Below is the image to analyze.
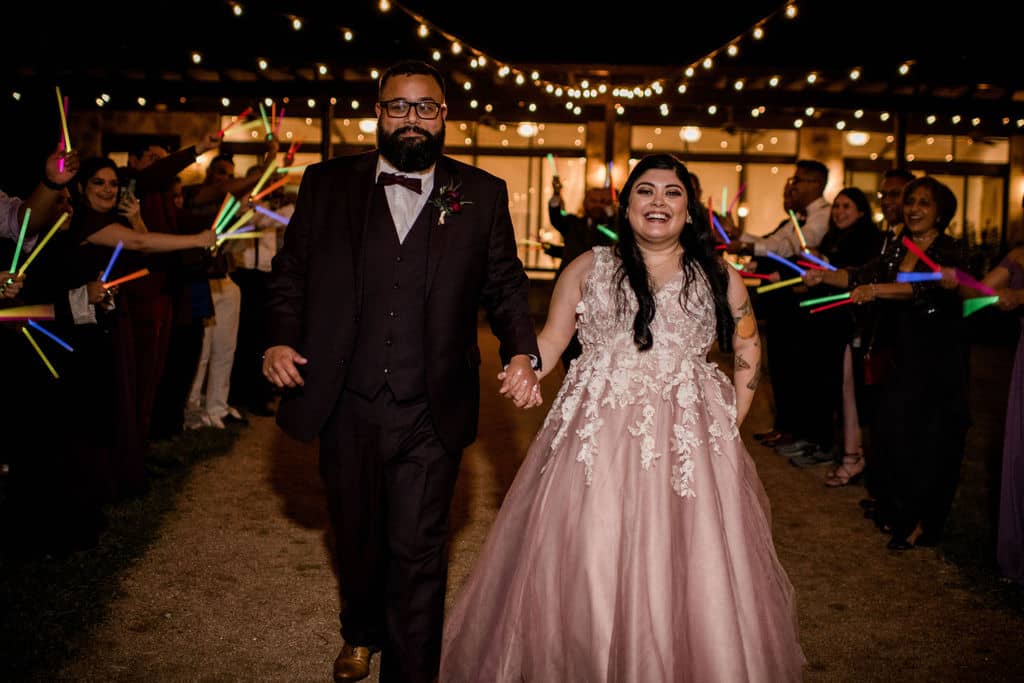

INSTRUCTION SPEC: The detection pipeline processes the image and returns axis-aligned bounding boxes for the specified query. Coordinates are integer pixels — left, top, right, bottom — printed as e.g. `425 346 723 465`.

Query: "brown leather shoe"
333 644 373 682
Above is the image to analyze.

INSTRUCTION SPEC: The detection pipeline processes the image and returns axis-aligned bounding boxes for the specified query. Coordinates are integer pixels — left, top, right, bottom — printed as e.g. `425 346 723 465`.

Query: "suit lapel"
425 158 452 295
347 153 378 308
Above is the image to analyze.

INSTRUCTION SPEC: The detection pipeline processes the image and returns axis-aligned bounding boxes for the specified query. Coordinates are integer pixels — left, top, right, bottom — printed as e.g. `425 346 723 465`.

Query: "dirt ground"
59 330 1024 682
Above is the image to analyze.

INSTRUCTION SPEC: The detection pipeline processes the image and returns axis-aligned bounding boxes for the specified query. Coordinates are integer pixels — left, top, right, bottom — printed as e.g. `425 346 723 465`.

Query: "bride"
441 154 804 682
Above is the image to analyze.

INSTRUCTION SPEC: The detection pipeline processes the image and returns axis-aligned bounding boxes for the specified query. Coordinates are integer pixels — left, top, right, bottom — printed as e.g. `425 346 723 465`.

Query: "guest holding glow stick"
793 188 884 477
803 176 967 548
969 240 1024 583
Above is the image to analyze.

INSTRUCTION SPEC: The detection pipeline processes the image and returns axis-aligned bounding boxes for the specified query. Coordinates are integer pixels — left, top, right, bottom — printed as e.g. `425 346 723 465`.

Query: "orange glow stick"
0 304 55 321
250 177 289 202
102 268 150 289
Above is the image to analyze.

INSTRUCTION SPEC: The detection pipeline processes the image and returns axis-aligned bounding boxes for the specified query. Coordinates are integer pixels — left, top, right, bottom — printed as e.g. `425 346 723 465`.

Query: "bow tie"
378 171 422 194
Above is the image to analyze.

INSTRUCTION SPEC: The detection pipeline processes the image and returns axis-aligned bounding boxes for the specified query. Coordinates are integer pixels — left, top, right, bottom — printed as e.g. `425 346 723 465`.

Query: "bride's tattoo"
733 299 757 339
746 361 761 390
735 353 751 370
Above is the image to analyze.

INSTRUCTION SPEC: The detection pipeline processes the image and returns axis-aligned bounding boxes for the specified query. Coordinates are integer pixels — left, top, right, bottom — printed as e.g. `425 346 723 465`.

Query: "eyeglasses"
379 99 444 119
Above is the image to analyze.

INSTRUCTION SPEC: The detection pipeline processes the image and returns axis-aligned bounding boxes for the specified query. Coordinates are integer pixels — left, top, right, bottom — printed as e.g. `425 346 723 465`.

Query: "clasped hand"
498 355 542 409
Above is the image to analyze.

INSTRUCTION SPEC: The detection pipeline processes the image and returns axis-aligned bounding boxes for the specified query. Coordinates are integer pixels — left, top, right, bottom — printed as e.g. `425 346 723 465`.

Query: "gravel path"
61 332 1024 682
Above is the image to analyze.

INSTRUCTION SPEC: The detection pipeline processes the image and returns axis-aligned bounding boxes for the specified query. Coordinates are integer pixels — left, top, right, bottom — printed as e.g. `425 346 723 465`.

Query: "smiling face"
83 166 119 212
831 193 865 229
626 168 689 246
878 176 908 226
902 185 939 236
375 74 447 172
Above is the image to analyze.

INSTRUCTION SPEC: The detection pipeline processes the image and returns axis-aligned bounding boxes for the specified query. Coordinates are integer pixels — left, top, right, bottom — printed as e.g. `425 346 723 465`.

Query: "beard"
377 121 446 172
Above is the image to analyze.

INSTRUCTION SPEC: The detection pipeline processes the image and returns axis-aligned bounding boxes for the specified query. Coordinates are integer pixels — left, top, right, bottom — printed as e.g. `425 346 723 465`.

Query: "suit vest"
345 183 431 401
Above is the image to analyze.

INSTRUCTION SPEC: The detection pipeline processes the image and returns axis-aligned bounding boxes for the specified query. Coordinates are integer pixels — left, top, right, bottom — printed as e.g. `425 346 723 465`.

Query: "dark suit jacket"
267 151 539 448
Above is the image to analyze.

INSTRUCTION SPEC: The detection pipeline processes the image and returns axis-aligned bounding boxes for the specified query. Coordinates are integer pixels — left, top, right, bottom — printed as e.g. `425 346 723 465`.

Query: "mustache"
392 125 432 138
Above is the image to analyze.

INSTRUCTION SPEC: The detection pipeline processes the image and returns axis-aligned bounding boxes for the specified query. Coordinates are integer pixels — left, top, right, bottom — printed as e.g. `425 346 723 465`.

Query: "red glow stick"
810 299 856 314
218 106 254 137
727 183 746 214
797 259 828 271
715 244 728 250
901 236 941 272
274 107 286 138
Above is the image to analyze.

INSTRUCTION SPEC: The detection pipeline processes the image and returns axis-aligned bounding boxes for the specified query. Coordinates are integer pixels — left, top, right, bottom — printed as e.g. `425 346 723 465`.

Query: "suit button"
393 281 400 289
339 359 346 367
384 339 392 346
383 368 390 375
388 311 397 318
396 256 403 263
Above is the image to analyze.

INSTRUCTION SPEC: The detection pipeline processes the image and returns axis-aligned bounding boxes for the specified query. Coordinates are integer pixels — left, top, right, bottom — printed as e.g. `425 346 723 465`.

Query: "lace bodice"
542 247 739 498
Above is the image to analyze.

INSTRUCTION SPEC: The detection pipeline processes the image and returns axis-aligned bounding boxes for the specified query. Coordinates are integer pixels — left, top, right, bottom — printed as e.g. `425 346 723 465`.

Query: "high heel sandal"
824 453 864 487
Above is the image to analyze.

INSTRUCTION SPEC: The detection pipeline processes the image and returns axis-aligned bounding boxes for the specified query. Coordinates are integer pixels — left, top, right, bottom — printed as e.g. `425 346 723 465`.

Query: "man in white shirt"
727 159 831 258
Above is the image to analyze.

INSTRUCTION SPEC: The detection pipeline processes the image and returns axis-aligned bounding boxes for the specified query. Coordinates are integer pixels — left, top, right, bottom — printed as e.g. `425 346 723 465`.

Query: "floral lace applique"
540 247 741 498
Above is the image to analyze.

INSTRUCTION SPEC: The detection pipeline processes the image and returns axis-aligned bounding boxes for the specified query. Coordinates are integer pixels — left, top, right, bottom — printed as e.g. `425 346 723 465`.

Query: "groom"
263 60 541 682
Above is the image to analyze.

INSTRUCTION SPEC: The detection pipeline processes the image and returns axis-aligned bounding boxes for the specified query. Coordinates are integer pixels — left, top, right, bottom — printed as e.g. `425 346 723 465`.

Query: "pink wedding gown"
441 248 804 682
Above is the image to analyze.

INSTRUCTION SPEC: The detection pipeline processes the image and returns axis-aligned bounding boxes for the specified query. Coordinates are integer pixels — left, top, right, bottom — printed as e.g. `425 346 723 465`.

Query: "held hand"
86 277 107 304
551 175 562 195
118 194 141 221
195 132 220 154
724 241 747 255
194 230 217 249
262 345 308 388
45 148 79 185
995 288 1022 311
498 355 540 409
850 284 876 304
802 270 825 287
0 272 24 299
939 266 959 289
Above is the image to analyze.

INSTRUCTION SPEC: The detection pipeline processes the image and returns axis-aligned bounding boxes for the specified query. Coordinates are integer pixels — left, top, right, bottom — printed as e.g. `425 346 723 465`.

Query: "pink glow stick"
954 269 996 296
727 183 746 214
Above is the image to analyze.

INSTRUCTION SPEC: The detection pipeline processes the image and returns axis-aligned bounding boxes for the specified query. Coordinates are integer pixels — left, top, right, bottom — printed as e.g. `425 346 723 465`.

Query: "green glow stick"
10 207 30 272
756 276 803 294
215 197 241 233
800 292 851 308
963 296 999 317
546 153 558 176
250 163 278 197
277 164 310 173
220 209 255 237
258 102 272 137
596 224 619 241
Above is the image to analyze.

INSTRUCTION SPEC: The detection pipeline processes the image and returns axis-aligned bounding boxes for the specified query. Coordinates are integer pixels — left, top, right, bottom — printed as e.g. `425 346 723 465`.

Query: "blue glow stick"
27 319 74 352
223 225 256 236
254 205 290 225
799 250 837 271
100 240 124 283
764 250 806 276
896 271 943 283
711 213 730 244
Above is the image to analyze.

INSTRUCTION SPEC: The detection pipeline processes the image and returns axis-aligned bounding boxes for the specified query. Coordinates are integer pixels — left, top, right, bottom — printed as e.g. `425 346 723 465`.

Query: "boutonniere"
431 181 471 225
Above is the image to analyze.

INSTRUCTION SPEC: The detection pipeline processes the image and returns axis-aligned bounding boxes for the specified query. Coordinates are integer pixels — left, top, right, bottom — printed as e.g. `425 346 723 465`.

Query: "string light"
417 23 429 38
785 3 797 19
258 58 268 71
849 68 861 80
451 42 462 55
289 15 302 31
378 0 391 11
191 52 202 64
229 2 243 17
342 28 354 42
753 26 765 39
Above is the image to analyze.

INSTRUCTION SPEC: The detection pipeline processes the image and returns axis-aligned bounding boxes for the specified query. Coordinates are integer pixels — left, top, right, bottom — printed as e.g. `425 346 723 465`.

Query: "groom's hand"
498 355 541 409
263 345 308 387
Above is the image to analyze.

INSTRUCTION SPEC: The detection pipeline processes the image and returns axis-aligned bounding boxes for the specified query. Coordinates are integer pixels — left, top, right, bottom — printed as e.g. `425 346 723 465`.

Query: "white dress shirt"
740 196 831 258
375 157 435 244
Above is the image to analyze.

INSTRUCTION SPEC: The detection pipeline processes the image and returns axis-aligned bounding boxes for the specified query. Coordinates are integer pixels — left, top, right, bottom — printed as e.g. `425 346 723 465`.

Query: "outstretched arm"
726 266 760 426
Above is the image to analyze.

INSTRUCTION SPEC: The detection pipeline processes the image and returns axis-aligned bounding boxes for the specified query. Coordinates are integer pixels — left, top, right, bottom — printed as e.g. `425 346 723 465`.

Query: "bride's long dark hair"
614 154 735 352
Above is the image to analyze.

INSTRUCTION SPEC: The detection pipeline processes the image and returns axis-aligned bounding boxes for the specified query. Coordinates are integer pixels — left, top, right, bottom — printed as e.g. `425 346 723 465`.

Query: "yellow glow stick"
250 176 289 202
56 86 71 152
250 164 278 197
788 210 808 251
235 119 266 132
756 276 804 294
217 232 264 243
17 212 69 276
220 209 256 236
742 278 762 287
276 164 310 173
102 268 150 289
21 326 59 378
0 304 55 321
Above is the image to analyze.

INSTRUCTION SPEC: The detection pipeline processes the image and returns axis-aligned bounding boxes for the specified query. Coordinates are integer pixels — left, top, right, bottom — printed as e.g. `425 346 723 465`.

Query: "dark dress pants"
320 387 461 683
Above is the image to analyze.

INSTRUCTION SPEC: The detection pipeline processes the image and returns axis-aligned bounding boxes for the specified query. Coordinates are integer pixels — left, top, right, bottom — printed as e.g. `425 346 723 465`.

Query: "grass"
0 425 241 680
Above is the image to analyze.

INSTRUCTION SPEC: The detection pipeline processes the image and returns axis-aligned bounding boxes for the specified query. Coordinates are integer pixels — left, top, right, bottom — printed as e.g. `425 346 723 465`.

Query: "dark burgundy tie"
377 171 422 194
